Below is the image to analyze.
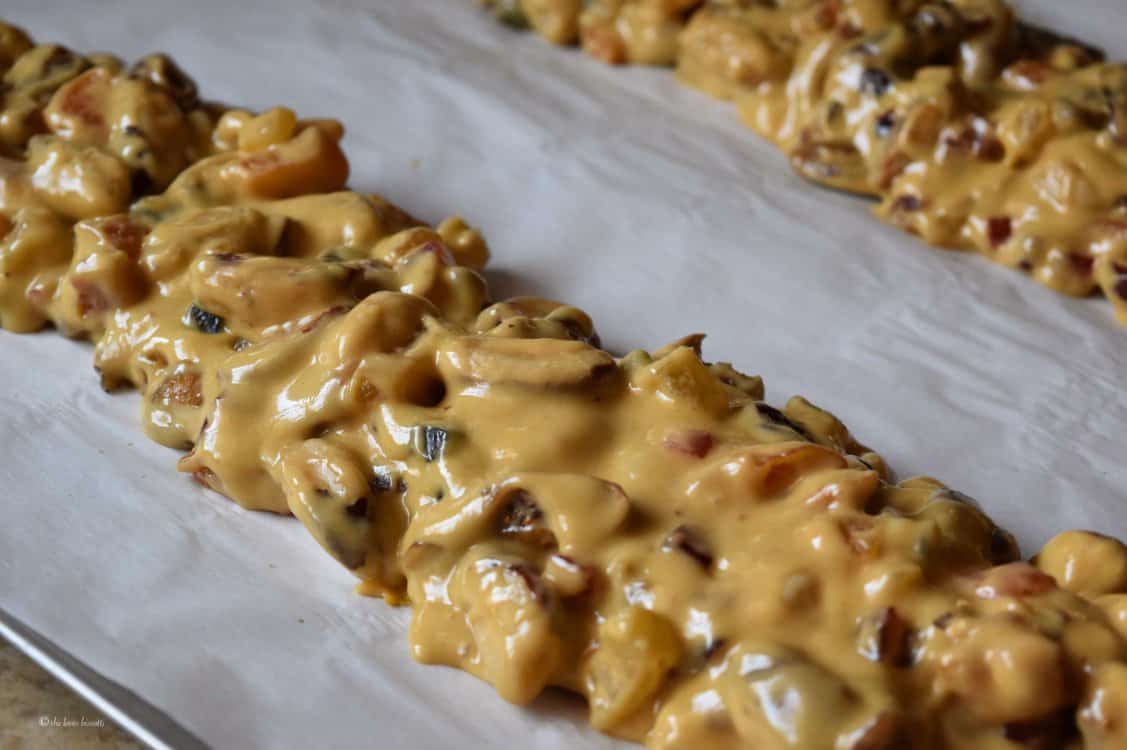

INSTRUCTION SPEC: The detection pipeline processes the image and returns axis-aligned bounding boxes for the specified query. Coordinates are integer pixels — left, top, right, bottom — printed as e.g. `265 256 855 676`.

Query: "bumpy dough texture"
4 17 1127 750
482 0 1127 325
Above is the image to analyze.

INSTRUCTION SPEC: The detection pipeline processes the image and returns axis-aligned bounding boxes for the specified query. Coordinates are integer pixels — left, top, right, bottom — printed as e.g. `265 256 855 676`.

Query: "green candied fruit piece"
491 0 530 29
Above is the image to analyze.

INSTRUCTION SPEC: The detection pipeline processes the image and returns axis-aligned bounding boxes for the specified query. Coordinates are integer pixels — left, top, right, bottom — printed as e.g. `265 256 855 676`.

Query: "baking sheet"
1 1 1125 748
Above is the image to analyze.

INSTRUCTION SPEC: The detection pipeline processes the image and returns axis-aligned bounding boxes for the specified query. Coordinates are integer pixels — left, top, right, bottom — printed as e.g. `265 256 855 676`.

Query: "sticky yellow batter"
485 0 1127 324
3 17 1127 750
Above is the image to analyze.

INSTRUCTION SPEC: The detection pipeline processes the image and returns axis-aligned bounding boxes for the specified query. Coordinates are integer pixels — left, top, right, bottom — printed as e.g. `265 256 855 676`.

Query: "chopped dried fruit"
187 303 224 334
414 425 448 463
861 68 893 97
987 216 1012 247
662 428 714 458
857 607 911 666
662 525 713 569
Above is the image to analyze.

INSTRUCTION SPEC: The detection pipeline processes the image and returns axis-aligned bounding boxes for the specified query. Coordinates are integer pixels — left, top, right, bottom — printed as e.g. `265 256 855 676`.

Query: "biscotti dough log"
481 1 1127 324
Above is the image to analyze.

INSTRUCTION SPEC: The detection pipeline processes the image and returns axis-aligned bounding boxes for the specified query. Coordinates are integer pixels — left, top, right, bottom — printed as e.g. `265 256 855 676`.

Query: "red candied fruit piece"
663 429 714 458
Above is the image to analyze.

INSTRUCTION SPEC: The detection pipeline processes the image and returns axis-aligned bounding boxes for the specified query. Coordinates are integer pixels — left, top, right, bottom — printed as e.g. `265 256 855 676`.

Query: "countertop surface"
0 639 141 750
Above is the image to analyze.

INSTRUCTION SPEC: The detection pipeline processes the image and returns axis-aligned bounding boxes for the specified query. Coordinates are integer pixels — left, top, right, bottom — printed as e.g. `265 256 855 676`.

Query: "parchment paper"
1 2 1124 748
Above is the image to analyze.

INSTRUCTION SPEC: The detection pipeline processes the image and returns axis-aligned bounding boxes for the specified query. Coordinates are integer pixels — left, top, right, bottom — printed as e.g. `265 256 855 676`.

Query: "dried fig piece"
153 370 203 407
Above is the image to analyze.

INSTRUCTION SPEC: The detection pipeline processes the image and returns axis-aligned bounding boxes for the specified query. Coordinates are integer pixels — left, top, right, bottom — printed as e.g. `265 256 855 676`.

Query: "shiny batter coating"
483 0 1127 325
3 19 1127 750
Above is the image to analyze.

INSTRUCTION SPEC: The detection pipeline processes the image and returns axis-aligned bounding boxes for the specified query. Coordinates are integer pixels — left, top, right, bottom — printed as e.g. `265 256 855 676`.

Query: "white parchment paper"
1 1 1124 747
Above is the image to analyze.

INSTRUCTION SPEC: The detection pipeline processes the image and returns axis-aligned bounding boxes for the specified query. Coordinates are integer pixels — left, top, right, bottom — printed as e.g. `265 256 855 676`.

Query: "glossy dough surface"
3 15 1127 750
